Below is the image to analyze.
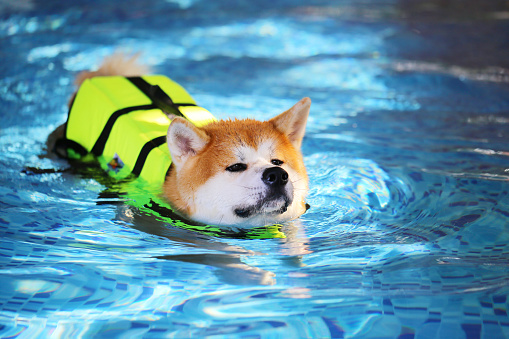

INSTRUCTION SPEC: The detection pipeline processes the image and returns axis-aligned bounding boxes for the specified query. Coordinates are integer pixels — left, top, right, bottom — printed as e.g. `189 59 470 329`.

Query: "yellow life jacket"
60 75 215 185
57 75 286 239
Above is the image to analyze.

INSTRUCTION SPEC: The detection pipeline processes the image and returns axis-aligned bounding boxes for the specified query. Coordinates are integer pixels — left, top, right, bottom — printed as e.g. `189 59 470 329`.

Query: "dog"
48 54 311 228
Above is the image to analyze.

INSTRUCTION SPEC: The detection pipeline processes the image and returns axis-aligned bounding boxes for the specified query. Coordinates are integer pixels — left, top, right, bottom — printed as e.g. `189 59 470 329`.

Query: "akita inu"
48 54 311 228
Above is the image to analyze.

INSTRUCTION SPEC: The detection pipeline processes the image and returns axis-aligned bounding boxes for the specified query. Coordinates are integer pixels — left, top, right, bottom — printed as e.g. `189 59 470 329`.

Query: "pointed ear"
269 97 311 150
167 117 209 169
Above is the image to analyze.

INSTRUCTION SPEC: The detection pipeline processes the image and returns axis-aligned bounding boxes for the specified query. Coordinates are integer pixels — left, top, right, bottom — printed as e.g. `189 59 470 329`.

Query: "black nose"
262 167 289 187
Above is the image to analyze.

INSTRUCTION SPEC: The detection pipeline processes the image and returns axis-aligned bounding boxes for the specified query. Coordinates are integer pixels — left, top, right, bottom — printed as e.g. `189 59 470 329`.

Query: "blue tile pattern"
1 0 509 337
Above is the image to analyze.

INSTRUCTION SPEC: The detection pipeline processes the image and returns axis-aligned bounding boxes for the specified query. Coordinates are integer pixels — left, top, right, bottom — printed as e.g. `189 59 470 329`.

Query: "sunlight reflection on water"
0 0 509 338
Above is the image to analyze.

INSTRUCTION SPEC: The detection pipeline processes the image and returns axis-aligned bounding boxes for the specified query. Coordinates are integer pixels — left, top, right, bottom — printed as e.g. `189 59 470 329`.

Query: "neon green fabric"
65 75 215 185
122 180 286 239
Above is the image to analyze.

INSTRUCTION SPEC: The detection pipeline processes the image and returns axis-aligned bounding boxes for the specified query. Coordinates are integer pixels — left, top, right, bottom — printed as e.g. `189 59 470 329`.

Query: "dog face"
163 98 310 227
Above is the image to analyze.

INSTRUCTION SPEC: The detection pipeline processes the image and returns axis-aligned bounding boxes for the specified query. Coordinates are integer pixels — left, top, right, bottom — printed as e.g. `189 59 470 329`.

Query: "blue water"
1 0 509 338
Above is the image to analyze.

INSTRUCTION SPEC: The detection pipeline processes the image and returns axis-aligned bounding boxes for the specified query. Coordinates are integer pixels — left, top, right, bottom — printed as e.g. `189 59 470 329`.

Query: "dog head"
163 98 310 227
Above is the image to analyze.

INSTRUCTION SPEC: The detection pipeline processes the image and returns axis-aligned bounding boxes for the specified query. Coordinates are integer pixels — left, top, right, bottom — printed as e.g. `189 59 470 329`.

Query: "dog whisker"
291 177 305 184
235 184 258 190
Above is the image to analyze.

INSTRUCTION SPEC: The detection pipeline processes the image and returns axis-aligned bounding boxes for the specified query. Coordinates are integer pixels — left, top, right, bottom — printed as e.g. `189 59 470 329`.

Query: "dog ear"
269 97 311 150
167 117 209 168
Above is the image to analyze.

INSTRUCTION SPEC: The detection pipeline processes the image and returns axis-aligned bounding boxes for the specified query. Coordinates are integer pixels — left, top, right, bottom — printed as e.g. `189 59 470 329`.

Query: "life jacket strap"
54 136 89 159
127 77 197 118
131 135 167 176
91 104 158 156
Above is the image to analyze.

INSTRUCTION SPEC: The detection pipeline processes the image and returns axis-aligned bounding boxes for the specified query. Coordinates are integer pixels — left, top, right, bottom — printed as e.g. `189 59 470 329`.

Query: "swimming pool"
1 0 509 337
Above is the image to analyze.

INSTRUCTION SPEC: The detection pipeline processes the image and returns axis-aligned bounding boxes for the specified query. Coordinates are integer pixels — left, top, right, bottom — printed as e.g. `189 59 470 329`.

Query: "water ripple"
1 0 509 338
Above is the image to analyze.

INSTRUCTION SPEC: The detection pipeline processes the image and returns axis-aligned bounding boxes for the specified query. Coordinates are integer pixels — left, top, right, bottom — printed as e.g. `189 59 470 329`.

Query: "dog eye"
226 163 247 172
271 159 284 166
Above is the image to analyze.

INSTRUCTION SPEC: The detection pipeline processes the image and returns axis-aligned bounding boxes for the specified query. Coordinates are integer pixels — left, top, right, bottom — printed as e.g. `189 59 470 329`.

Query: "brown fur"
74 53 151 87
163 115 309 219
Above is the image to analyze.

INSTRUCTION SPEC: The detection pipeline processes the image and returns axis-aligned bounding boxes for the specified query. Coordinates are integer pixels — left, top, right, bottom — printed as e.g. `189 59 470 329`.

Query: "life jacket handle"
127 77 197 118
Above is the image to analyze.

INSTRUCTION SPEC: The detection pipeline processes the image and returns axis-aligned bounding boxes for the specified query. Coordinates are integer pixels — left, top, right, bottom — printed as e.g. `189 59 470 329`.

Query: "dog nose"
262 167 289 187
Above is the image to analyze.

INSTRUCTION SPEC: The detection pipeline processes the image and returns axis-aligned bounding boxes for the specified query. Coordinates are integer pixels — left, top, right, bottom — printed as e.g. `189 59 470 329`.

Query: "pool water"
1 0 509 337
